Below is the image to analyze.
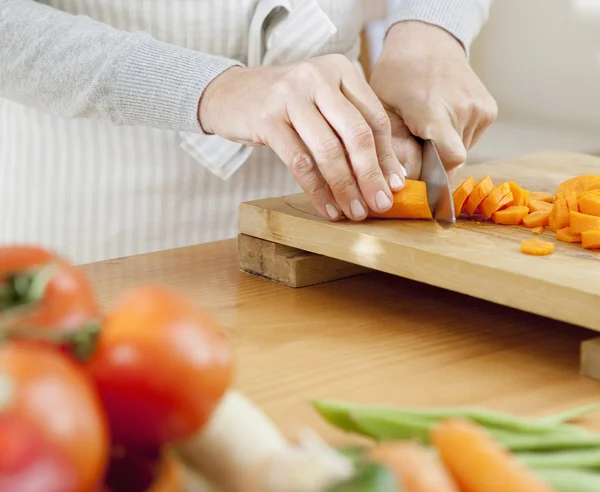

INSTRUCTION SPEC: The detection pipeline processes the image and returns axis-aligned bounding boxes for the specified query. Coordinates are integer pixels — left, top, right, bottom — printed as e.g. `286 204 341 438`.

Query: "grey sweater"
0 0 492 134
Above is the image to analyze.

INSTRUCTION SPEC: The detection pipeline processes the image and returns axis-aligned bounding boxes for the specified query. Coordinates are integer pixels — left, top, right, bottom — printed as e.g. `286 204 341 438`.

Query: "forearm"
0 0 242 132
388 0 493 54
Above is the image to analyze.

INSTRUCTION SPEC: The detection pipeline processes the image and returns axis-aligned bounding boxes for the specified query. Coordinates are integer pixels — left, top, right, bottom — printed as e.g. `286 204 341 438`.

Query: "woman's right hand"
198 55 408 222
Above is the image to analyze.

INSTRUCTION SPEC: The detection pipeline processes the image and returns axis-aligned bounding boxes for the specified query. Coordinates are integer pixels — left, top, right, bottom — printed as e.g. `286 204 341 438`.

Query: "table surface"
81 238 600 445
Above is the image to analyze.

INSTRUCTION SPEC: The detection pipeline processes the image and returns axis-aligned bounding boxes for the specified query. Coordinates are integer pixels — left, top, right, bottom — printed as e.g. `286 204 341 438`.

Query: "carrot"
507 182 530 207
491 206 529 225
522 210 551 228
556 227 582 243
556 175 600 197
479 183 512 220
521 238 554 256
582 230 600 249
369 179 433 220
551 197 570 230
369 442 459 492
463 176 495 216
527 200 552 213
565 191 579 213
431 419 555 492
529 191 554 203
570 211 600 234
578 191 600 217
452 177 476 218
531 226 544 235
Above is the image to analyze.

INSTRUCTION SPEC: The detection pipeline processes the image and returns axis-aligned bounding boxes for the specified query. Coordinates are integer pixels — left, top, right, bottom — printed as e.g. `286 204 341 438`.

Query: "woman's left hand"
370 21 498 179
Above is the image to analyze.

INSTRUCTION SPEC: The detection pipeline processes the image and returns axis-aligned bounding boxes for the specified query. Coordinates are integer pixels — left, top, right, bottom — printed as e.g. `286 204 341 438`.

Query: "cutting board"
238 151 600 332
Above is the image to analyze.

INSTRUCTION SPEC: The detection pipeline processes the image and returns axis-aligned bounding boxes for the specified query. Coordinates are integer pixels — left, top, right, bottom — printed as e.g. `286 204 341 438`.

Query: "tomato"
86 286 234 448
0 342 109 492
0 246 99 337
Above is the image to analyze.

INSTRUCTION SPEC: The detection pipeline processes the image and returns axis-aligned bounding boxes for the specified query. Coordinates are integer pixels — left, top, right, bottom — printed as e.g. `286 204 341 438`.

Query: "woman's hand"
198 55 406 222
370 21 498 179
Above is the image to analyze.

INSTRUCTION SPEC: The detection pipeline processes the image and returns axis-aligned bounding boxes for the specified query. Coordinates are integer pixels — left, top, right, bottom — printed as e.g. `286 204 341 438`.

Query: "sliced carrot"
578 191 600 217
527 200 552 213
479 183 512 220
522 210 551 228
452 177 476 218
431 419 554 492
565 191 578 213
463 176 495 216
369 441 459 492
521 238 554 256
552 197 570 230
529 191 554 203
556 175 600 197
570 211 600 234
507 182 530 207
582 230 600 249
556 227 581 243
531 226 544 235
369 179 433 220
491 206 529 225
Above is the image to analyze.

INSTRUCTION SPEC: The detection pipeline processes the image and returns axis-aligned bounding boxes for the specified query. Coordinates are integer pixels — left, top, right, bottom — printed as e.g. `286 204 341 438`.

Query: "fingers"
339 75 407 193
264 122 342 222
387 111 422 179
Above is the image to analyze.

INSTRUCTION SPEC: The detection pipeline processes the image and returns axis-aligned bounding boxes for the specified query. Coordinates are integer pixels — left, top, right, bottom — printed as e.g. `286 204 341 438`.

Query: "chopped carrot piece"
552 197 570 230
521 238 554 256
463 176 495 216
531 226 544 235
479 183 512 220
452 177 476 218
565 191 578 213
527 199 552 213
506 182 530 207
369 441 459 492
491 206 529 225
522 210 551 228
578 191 600 217
431 419 554 492
369 179 433 220
570 211 600 234
556 227 581 243
582 230 600 249
529 191 554 203
556 175 600 197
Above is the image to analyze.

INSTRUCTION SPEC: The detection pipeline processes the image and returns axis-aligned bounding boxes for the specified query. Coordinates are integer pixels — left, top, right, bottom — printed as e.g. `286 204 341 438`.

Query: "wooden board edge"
237 234 372 288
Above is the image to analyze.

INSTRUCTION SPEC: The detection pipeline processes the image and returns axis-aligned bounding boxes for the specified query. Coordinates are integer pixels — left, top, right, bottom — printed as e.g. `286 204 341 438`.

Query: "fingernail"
325 203 340 220
400 164 408 178
376 190 392 210
389 173 404 190
350 199 366 218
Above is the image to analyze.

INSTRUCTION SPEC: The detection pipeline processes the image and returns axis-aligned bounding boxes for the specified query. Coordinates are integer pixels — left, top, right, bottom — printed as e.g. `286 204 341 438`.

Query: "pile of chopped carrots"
369 174 600 257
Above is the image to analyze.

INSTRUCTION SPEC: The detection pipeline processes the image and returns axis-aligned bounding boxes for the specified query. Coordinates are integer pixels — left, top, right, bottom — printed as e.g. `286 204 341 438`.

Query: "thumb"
428 119 467 172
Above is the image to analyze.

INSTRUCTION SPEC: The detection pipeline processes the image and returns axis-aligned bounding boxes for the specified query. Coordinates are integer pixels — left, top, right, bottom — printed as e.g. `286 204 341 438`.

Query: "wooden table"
81 238 600 445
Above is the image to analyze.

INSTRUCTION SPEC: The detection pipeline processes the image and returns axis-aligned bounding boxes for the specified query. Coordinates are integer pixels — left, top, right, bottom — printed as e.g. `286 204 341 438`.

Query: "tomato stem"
0 264 58 313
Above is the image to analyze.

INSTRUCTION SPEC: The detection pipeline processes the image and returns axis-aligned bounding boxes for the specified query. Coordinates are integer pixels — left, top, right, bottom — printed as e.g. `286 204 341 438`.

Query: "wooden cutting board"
238 151 600 332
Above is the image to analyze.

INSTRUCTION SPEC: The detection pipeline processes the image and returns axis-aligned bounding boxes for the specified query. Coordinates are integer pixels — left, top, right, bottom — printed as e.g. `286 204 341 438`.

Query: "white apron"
0 0 363 264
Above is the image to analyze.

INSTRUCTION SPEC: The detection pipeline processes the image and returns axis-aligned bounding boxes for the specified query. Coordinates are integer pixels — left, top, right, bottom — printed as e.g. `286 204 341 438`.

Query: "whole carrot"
431 418 556 492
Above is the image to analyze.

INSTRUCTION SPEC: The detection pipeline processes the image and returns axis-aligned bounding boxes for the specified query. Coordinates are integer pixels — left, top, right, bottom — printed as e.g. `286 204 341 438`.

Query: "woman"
0 0 497 264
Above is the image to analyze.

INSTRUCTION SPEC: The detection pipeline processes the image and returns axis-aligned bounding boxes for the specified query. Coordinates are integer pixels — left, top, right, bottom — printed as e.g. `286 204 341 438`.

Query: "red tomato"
0 342 109 492
0 246 99 336
86 286 234 448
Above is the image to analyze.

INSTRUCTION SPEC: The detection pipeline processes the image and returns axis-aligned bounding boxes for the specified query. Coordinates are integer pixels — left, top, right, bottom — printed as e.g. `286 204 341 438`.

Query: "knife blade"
419 139 456 228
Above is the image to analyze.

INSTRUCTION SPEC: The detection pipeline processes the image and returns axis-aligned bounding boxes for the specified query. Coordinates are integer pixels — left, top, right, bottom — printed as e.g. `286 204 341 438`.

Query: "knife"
418 139 456 228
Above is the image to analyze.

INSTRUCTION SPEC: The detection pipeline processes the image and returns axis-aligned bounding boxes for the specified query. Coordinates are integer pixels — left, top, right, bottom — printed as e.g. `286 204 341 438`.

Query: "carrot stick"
556 227 582 243
565 191 578 213
369 442 459 492
523 211 551 228
529 191 554 203
463 176 495 216
578 191 600 217
479 183 512 220
520 238 554 256
369 180 433 220
491 206 529 225
531 226 544 235
570 211 600 234
582 230 600 249
431 419 555 492
452 177 476 218
552 197 570 230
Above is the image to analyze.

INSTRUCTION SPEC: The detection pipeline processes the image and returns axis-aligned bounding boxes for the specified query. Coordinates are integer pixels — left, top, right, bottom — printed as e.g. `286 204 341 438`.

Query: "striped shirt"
0 0 492 264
